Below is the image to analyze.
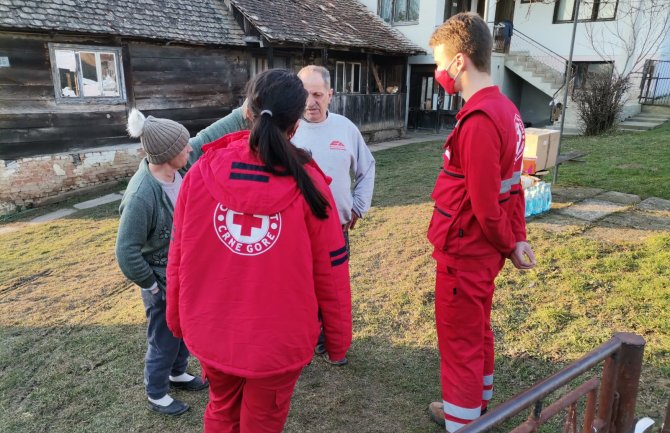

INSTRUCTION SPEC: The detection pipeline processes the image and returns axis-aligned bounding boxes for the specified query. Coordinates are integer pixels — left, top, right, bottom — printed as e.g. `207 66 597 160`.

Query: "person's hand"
343 210 360 231
510 241 536 270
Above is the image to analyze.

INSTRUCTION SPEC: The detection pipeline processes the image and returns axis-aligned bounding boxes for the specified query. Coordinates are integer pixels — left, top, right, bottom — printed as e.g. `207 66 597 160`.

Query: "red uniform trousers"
434 260 503 432
200 361 303 433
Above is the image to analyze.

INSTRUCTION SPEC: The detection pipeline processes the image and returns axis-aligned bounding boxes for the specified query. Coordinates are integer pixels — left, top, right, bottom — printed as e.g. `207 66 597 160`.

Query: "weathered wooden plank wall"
131 43 248 131
330 93 406 132
0 34 130 159
0 34 249 160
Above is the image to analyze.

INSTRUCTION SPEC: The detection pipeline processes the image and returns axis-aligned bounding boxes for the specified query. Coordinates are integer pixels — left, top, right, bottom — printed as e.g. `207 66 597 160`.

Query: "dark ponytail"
247 69 330 219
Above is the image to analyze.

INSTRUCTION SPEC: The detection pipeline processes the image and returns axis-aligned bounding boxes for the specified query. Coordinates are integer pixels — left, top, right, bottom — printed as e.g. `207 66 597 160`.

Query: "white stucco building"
358 0 670 131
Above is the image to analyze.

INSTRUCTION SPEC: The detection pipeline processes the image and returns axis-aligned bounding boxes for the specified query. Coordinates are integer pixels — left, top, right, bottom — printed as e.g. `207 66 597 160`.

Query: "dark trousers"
141 289 190 399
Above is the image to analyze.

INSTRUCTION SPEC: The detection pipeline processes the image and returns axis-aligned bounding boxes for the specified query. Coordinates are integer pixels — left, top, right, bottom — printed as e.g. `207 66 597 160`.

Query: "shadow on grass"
2 324 587 433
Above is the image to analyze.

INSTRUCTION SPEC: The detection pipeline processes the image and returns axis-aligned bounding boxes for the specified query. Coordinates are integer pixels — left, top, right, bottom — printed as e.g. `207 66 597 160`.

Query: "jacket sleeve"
166 176 189 339
305 180 352 361
351 129 376 218
460 113 517 256
185 108 246 171
115 196 157 290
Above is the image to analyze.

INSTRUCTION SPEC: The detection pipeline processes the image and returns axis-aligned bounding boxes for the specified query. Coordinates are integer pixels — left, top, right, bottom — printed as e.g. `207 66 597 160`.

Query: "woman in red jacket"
166 69 352 433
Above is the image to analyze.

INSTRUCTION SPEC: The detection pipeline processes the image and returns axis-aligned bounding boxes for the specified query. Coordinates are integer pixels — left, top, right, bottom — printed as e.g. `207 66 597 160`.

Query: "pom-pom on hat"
127 108 189 165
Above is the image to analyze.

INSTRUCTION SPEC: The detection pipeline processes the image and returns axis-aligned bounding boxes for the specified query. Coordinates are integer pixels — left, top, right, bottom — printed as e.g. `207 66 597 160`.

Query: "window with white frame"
554 0 618 23
49 44 125 103
335 62 362 93
379 0 420 24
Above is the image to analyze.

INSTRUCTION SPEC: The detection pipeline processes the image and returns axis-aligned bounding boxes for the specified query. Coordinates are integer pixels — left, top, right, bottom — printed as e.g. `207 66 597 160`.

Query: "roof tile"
229 0 423 54
0 0 247 46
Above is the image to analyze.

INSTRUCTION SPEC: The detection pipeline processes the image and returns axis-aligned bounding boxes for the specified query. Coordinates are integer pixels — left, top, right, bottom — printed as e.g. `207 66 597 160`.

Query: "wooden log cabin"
0 0 421 214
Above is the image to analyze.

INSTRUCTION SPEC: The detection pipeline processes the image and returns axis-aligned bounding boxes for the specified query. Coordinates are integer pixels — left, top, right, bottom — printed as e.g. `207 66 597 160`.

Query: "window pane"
577 0 594 20
353 64 361 93
379 0 392 22
394 0 408 22
597 0 616 19
54 49 79 97
100 53 119 97
409 0 420 21
80 52 102 97
336 62 345 93
556 0 574 21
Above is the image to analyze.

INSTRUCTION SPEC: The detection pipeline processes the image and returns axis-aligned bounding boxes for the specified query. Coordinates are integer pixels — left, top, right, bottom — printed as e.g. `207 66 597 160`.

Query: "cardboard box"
524 128 560 171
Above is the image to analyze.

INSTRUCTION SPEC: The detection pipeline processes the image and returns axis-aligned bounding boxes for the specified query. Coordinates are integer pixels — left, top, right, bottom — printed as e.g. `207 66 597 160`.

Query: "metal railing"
511 30 568 81
639 60 670 106
460 332 646 433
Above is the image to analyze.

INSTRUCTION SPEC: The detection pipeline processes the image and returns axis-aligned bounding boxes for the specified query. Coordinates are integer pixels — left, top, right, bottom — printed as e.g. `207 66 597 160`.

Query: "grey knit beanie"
127 108 189 164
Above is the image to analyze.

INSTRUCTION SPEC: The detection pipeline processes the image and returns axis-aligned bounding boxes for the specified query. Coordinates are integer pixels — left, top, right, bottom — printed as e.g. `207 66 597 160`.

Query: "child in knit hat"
115 109 207 416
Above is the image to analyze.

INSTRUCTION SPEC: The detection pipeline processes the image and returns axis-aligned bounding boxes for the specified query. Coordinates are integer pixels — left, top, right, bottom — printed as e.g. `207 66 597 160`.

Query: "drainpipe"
553 0 581 184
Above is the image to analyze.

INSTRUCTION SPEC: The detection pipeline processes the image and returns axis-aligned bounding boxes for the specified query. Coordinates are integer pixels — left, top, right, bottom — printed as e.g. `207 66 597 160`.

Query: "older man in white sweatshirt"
293 65 376 241
292 65 376 366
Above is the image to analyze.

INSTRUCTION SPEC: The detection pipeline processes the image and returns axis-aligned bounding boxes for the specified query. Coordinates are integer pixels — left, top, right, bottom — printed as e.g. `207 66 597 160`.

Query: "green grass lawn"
1 125 669 432
548 122 670 199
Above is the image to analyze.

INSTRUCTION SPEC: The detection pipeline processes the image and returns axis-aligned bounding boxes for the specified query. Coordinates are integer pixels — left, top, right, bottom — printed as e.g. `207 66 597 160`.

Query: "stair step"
626 117 667 124
618 120 664 130
631 114 670 121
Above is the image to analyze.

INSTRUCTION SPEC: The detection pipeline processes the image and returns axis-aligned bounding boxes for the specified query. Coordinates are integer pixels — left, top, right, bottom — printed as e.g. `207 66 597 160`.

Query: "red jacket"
166 131 351 378
427 86 527 270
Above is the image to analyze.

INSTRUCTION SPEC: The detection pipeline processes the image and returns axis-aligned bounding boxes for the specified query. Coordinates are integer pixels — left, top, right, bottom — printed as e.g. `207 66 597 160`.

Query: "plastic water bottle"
545 183 552 212
533 188 541 215
528 185 537 216
525 191 532 217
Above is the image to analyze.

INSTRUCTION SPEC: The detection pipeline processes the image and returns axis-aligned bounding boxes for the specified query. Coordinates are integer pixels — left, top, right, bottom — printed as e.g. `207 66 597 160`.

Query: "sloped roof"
0 0 246 46
230 0 424 55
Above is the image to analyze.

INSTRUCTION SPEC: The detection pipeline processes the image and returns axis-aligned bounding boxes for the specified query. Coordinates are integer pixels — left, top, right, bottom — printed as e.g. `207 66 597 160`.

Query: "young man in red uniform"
426 13 537 432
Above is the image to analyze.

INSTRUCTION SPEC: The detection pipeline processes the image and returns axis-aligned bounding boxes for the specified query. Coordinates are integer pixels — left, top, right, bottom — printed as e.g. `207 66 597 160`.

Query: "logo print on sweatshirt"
329 140 346 150
513 113 526 162
213 205 281 256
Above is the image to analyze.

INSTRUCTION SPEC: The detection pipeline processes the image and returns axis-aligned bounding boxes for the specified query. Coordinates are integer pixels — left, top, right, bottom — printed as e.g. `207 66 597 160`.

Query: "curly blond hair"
429 12 492 74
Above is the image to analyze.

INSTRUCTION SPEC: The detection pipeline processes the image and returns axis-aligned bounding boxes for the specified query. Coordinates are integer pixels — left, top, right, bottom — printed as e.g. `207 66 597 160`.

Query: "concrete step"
625 116 666 124
618 120 665 130
631 114 670 121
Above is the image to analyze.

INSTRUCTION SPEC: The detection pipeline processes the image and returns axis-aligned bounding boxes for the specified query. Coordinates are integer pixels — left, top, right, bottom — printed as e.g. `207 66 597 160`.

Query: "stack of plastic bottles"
524 181 552 218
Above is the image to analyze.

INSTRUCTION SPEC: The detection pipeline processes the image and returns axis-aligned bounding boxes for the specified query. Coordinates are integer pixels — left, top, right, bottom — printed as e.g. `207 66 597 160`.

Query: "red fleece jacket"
166 131 352 378
427 86 527 270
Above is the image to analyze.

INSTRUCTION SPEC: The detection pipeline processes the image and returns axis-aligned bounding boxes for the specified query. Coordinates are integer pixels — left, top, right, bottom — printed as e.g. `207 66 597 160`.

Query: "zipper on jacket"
458 229 464 238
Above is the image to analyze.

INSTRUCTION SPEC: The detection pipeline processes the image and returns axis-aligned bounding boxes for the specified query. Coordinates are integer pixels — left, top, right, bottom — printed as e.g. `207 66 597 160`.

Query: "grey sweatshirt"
292 113 376 225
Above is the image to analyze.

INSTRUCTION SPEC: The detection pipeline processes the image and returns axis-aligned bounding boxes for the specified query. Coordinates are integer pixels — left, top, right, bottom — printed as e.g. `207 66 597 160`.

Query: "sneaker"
321 353 348 366
147 398 189 416
170 377 209 391
428 401 446 427
314 342 327 356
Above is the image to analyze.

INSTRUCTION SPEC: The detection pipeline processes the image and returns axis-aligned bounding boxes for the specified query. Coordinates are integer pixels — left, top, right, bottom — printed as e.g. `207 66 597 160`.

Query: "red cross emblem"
213 205 282 256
